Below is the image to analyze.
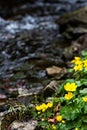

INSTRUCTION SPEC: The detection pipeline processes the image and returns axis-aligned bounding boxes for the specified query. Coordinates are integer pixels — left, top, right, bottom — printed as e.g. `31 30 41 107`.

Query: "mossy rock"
57 6 87 39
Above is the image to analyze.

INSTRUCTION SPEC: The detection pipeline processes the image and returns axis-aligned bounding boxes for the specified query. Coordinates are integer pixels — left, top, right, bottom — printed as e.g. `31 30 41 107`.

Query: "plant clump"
33 51 87 130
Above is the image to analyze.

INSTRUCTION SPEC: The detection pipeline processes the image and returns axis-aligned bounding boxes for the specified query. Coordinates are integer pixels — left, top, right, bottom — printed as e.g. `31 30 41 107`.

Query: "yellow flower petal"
64 92 73 100
82 97 87 102
64 82 77 92
56 115 62 122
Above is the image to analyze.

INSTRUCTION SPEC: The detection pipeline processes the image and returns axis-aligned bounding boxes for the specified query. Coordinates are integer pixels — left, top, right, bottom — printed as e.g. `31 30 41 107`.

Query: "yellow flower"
75 128 78 130
64 92 73 100
71 57 81 64
35 106 41 111
56 115 62 122
36 102 53 113
62 120 65 123
83 59 87 64
64 82 77 92
47 102 53 108
74 64 83 71
82 97 87 102
72 57 83 71
42 109 46 112
51 124 56 130
38 111 41 114
83 59 87 70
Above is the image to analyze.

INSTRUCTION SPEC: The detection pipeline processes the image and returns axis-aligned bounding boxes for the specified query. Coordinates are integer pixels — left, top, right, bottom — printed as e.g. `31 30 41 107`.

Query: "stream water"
0 0 87 101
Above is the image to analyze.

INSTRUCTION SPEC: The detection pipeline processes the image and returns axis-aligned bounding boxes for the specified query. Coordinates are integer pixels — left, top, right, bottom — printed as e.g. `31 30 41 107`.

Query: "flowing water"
0 0 87 100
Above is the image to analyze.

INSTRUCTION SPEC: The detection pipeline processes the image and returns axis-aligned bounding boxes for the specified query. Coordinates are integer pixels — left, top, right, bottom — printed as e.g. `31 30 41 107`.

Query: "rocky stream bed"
0 0 87 129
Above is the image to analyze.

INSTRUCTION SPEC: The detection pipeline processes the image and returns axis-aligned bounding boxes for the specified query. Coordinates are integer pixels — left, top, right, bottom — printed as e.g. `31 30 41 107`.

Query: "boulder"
10 120 37 130
57 6 87 39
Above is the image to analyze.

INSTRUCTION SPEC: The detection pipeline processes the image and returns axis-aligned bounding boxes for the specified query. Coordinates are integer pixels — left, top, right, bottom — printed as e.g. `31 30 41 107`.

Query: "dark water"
0 0 87 100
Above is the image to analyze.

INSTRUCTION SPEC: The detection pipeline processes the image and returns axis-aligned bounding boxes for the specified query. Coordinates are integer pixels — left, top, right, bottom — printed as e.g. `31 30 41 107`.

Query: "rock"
63 42 81 60
73 34 87 51
44 80 58 97
18 86 43 106
63 33 87 61
44 80 64 97
10 120 37 130
46 66 67 79
46 66 62 75
0 94 7 102
43 80 63 97
57 6 87 39
1 102 35 130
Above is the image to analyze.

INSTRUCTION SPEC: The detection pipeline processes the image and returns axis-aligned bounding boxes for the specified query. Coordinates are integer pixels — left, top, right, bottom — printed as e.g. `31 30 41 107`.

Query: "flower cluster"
72 56 87 71
64 82 77 100
35 102 53 113
72 57 82 71
34 53 87 130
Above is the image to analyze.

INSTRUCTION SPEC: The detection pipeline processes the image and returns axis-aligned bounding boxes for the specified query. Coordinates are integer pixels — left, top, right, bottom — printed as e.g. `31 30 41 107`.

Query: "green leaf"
80 88 87 94
76 80 82 87
81 51 87 57
82 117 87 123
65 79 75 83
60 105 77 120
81 79 87 86
38 121 48 127
84 104 87 114
57 83 65 94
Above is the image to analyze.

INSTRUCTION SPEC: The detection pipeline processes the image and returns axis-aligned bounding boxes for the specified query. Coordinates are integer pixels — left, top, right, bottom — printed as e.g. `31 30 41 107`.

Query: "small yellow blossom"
75 128 78 130
35 106 41 111
83 59 87 70
42 109 46 112
51 124 56 130
74 64 83 71
75 60 82 65
47 102 53 108
56 115 62 122
71 57 81 64
35 102 53 113
38 112 41 114
82 97 87 102
64 82 77 92
83 59 87 64
62 120 65 123
72 57 83 71
64 92 73 100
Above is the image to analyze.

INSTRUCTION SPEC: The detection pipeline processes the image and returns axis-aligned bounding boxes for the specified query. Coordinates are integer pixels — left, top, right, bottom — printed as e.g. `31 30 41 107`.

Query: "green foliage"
33 51 87 130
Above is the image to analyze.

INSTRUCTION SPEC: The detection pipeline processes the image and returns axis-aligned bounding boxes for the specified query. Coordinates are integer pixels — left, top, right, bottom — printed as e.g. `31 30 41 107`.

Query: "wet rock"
63 42 81 60
73 34 87 51
44 80 58 97
18 85 43 105
0 104 34 130
57 6 87 39
0 94 7 102
43 79 65 98
0 0 87 105
46 66 62 75
1 0 87 18
46 66 67 79
0 0 75 18
10 120 37 130
63 34 87 62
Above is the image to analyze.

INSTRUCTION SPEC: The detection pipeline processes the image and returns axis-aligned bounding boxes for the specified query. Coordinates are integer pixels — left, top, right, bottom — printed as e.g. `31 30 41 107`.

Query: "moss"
58 6 87 24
